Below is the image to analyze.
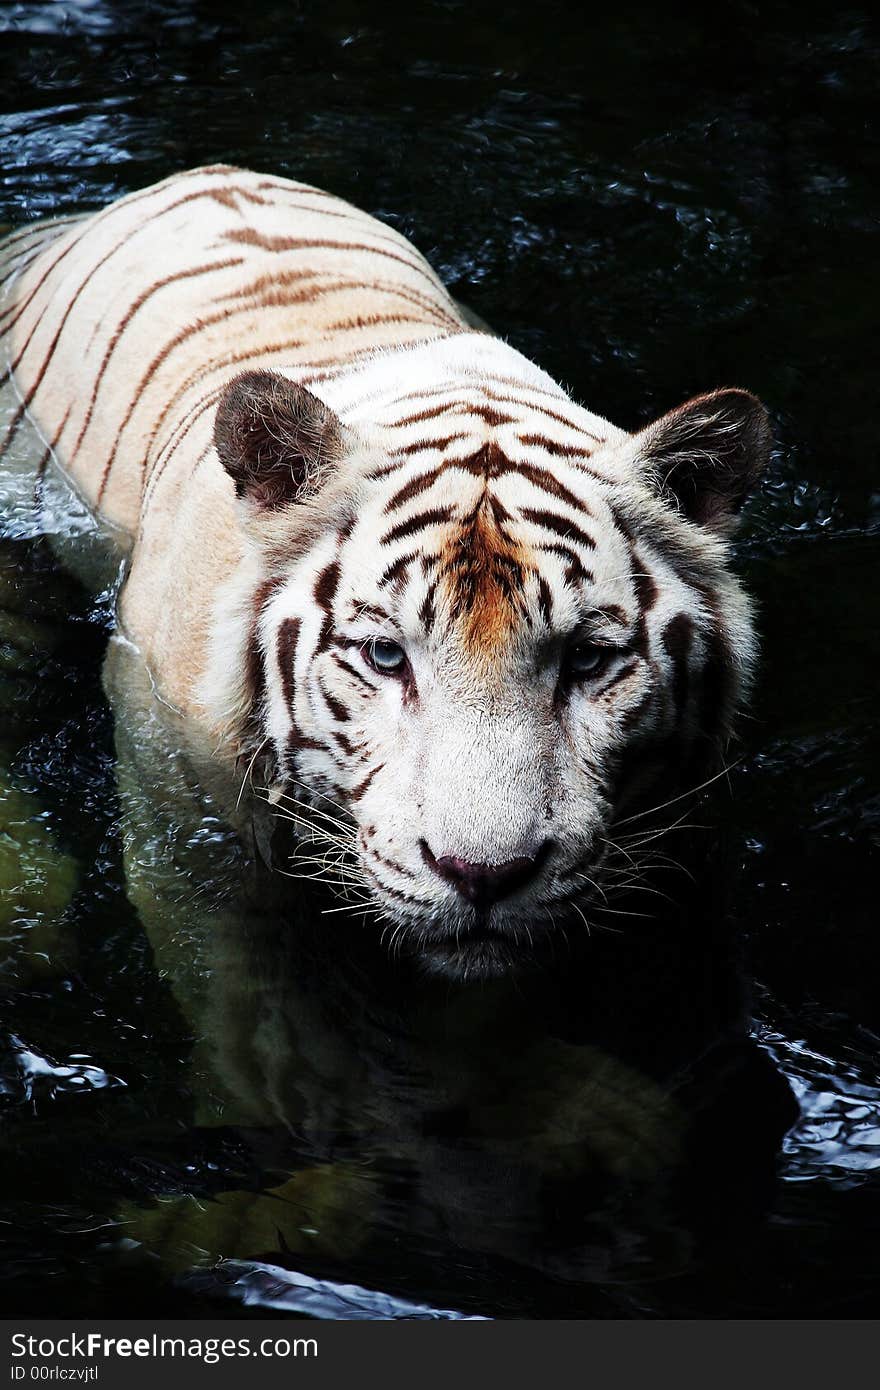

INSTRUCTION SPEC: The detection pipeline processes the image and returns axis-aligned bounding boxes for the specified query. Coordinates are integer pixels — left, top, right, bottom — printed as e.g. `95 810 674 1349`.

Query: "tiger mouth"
443 913 515 944
413 920 549 979
355 843 610 975
396 902 557 950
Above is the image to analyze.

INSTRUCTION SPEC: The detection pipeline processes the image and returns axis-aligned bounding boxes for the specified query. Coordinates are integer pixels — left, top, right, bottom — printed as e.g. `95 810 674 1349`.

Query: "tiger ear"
635 388 772 534
214 369 346 510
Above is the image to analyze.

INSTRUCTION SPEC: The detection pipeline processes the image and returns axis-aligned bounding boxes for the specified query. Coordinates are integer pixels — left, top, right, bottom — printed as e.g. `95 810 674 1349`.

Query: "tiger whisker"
614 803 708 846
269 804 355 848
568 898 592 939
237 738 270 808
264 793 356 841
606 878 673 903
289 779 354 824
589 902 653 920
610 758 743 831
602 844 695 880
320 899 376 914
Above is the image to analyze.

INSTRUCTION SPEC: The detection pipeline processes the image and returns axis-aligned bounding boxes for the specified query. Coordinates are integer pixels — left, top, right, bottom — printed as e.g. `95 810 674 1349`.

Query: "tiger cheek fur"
1 165 771 977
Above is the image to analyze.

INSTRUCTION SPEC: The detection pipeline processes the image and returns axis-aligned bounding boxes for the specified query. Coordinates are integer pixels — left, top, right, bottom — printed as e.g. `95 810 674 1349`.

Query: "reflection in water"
1 0 878 1318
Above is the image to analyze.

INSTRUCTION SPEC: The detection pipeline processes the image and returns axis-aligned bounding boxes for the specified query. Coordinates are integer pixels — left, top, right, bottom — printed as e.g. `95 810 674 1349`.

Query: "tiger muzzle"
420 839 555 909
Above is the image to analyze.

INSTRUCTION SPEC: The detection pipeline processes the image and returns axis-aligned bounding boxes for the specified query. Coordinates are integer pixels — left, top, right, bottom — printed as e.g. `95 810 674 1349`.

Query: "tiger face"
208 339 770 976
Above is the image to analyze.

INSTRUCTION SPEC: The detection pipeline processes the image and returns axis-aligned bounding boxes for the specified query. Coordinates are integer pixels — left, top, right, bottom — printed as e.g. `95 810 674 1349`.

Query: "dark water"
1 0 879 1318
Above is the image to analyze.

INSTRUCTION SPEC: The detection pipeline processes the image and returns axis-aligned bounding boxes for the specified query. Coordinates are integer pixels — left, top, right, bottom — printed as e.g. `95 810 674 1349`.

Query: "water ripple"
183 1260 490 1320
758 1029 880 1187
0 1034 125 1106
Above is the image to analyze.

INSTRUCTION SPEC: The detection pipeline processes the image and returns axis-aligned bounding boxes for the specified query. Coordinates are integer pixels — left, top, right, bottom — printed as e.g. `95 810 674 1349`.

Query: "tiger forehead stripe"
395 433 472 456
365 431 607 650
519 506 597 549
379 552 419 588
381 378 607 431
516 433 596 459
460 453 585 510
348 602 391 625
384 465 446 512
387 399 470 429
532 542 593 585
380 505 455 547
377 442 593 521
481 389 606 440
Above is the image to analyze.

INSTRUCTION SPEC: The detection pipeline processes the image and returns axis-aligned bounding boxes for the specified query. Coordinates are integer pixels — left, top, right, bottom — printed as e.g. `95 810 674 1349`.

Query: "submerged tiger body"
0 165 771 974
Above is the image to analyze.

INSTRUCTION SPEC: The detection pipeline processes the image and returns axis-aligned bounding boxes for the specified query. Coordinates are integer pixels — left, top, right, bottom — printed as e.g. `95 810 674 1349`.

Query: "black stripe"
276 617 301 710
662 612 695 721
314 561 341 652
381 505 454 547
318 678 351 723
379 552 418 587
384 465 445 512
517 432 595 459
537 576 553 626
509 460 585 510
519 506 596 548
331 652 378 692
599 658 639 696
351 762 385 801
533 542 594 585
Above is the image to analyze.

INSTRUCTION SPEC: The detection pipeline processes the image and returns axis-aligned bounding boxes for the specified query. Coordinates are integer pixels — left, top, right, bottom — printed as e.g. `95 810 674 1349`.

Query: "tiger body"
0 165 770 975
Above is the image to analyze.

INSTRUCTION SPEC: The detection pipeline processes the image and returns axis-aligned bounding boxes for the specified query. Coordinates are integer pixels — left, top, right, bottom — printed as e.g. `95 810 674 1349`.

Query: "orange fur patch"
440 489 532 660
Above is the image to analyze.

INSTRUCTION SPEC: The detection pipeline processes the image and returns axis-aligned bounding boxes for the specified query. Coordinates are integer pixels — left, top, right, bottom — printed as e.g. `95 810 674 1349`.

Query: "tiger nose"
420 840 553 907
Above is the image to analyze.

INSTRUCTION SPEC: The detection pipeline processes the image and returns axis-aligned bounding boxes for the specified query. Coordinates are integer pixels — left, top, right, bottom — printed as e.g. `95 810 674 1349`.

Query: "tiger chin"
0 165 772 980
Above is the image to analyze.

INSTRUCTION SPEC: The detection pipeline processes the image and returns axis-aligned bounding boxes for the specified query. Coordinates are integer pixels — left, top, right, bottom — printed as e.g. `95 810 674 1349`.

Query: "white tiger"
0 164 771 975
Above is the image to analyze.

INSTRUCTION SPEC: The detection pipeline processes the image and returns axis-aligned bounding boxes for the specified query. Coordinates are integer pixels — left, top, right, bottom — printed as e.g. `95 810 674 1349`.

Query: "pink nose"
420 840 553 908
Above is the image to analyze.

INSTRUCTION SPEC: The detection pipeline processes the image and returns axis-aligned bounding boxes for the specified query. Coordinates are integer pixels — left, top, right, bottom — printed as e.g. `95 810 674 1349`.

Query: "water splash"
183 1259 489 1320
0 1035 125 1106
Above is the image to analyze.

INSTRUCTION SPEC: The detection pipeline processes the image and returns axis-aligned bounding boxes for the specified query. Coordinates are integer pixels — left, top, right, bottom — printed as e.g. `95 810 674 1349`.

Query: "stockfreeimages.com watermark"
10 1332 317 1377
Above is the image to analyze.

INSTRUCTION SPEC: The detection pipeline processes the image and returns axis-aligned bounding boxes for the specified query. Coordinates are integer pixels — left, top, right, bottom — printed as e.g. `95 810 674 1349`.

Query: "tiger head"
206 337 771 976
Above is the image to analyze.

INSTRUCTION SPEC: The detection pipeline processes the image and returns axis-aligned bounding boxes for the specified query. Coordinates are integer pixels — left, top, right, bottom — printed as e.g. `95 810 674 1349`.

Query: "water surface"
1 0 878 1318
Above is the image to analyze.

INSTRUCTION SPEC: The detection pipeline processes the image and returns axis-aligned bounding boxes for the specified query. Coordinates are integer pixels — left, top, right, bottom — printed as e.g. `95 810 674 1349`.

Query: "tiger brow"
347 600 391 625
581 603 637 637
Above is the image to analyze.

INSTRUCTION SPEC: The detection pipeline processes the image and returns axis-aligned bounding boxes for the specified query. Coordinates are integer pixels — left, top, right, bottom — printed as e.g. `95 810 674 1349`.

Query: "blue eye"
364 638 407 675
565 642 609 679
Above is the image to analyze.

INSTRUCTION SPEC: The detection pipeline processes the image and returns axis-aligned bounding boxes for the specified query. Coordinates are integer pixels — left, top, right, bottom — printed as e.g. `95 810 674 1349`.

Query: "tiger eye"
566 642 609 679
365 638 408 675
